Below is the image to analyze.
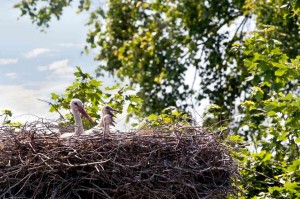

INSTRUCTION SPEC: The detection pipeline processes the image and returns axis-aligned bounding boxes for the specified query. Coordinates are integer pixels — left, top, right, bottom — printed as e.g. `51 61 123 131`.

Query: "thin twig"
37 99 65 119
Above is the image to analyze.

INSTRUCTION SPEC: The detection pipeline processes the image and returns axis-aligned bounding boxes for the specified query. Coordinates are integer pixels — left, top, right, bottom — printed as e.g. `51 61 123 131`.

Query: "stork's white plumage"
60 99 93 139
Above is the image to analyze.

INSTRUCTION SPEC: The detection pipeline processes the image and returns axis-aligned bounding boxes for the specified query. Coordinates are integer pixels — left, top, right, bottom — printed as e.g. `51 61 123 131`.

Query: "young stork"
83 105 117 142
60 99 93 139
100 105 117 141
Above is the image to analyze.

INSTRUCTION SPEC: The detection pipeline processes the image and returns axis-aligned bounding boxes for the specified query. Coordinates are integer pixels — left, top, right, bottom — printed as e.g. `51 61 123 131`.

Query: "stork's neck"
73 110 84 135
99 117 104 127
100 111 108 127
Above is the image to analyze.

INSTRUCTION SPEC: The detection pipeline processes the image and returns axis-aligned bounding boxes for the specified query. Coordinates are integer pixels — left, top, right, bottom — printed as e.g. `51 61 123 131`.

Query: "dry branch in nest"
0 121 238 199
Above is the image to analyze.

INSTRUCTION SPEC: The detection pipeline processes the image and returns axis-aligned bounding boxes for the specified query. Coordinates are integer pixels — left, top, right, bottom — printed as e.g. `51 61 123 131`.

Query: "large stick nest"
0 120 238 199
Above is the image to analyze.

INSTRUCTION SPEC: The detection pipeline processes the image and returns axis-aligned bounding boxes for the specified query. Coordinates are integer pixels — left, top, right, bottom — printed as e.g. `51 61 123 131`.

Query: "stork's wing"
83 126 103 136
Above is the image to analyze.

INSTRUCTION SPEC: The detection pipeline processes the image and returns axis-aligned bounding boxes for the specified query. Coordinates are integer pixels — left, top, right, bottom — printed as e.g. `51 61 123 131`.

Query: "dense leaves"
15 0 251 116
87 0 250 115
13 1 300 114
233 28 300 198
14 0 91 28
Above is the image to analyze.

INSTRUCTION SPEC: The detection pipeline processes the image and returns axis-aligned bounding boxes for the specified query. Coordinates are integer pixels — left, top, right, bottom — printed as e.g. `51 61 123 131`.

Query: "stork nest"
0 120 238 199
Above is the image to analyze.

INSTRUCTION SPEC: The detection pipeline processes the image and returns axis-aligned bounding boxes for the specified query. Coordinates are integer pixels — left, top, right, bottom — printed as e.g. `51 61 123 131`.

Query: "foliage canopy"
233 27 300 198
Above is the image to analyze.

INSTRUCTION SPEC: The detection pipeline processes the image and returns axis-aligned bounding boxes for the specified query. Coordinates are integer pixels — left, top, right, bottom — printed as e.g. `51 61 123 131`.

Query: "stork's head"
99 107 117 128
101 105 118 116
70 99 93 123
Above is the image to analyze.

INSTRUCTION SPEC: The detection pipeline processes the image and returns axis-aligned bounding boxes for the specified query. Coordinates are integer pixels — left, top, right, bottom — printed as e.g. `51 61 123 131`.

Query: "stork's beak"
109 107 119 112
111 119 116 127
77 106 94 124
108 108 119 118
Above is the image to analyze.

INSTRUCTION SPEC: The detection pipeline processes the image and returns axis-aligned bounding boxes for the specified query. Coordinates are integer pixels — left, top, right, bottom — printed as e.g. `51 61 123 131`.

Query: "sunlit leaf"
275 68 287 76
147 114 158 121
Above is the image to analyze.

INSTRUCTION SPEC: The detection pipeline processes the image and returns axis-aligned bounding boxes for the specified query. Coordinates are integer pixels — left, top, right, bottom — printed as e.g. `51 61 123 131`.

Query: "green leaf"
123 85 135 91
241 100 255 106
261 81 271 87
163 117 172 124
74 72 81 77
49 106 56 112
131 123 138 127
287 158 300 172
172 110 180 117
182 114 189 119
264 103 277 111
89 79 102 87
227 135 243 143
281 92 293 101
127 104 134 113
273 62 288 69
267 111 276 116
105 83 121 90
2 110 12 117
207 104 221 110
275 68 287 76
262 152 272 162
51 93 59 100
147 114 158 121
284 182 299 192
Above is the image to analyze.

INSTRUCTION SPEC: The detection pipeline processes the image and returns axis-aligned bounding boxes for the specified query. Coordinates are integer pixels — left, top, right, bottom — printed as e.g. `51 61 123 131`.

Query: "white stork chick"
82 105 117 142
100 105 117 141
60 99 93 139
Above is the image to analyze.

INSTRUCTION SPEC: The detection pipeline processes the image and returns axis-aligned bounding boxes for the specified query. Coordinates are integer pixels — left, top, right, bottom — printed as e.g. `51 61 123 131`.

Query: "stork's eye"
74 102 78 106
